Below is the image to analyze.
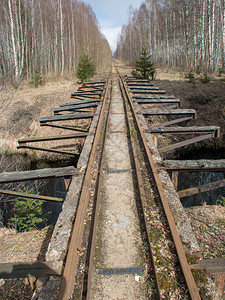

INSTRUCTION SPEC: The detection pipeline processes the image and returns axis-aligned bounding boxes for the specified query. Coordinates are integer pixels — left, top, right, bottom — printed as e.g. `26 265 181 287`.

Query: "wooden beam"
59 99 100 107
129 86 160 90
0 261 63 278
71 94 100 99
0 189 64 202
151 126 220 137
172 171 179 190
134 99 180 105
38 112 93 123
133 95 175 99
18 133 88 144
159 133 213 153
178 178 225 198
163 160 225 172
139 109 197 118
131 90 166 94
190 257 225 274
0 166 77 183
190 258 225 297
149 116 193 128
40 123 88 132
82 81 105 85
127 83 154 86
53 103 98 113
78 87 103 92
71 90 102 95
17 145 79 157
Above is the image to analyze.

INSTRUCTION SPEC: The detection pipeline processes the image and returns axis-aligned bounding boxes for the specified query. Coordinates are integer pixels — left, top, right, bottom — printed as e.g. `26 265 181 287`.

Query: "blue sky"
83 0 144 52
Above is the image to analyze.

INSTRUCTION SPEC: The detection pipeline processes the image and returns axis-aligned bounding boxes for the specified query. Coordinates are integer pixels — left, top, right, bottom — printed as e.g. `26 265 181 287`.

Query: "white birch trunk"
8 0 19 80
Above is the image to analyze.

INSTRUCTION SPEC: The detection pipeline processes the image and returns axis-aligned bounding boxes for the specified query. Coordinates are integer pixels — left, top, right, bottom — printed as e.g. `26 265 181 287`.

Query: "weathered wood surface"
38 112 93 123
134 99 180 104
127 83 154 86
190 258 225 274
159 134 213 153
40 123 88 132
71 94 101 99
60 99 100 107
0 189 64 202
0 261 63 278
18 133 88 144
131 90 166 94
133 95 175 99
53 103 98 113
139 109 196 118
0 166 77 183
82 81 105 85
178 179 225 198
149 117 193 128
17 145 79 157
151 126 220 137
129 86 160 90
71 90 102 95
163 159 225 171
125 79 149 83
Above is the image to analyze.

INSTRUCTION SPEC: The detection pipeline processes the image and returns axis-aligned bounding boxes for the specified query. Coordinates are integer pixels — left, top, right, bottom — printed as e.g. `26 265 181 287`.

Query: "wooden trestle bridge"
0 68 224 299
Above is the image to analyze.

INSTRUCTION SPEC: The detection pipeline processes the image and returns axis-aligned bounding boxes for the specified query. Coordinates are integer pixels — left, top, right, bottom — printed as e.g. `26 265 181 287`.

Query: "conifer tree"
131 47 155 80
76 54 95 82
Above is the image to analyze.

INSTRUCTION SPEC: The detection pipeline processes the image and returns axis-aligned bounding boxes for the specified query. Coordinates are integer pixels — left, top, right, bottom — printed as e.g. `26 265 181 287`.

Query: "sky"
83 0 144 53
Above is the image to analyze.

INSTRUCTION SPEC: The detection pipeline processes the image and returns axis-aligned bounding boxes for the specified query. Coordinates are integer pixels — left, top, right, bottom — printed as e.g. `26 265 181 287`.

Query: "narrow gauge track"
59 69 201 299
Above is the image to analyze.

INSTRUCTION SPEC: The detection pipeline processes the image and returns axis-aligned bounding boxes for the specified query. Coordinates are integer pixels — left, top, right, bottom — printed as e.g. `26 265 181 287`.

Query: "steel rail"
119 77 162 299
57 79 111 300
84 79 113 299
120 75 201 300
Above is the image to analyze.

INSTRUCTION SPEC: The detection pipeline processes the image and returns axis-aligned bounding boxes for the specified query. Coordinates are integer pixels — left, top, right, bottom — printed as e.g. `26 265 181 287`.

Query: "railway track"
1 67 223 299
59 68 202 299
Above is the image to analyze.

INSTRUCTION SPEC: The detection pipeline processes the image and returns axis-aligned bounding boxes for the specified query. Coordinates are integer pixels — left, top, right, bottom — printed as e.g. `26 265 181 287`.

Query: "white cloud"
101 26 121 52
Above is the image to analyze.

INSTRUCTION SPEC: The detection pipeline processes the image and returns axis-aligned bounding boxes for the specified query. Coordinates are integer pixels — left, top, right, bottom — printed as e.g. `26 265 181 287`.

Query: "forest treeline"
0 0 112 83
115 0 225 73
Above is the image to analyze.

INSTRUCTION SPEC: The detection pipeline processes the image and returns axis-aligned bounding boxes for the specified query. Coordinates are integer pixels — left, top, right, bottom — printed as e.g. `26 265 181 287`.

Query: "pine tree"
76 54 95 82
131 47 155 80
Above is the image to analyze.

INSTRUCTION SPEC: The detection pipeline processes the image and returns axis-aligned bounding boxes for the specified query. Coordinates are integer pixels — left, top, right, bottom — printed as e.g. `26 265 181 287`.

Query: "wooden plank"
190 258 225 274
72 90 102 95
131 90 166 94
59 99 100 107
178 179 225 198
133 95 175 99
151 126 220 137
172 171 179 190
0 166 77 183
71 94 100 99
17 145 79 157
0 261 62 278
127 83 154 86
53 103 98 113
18 133 88 144
129 86 160 90
0 189 64 202
78 87 103 92
40 123 88 132
159 133 213 153
38 112 93 123
149 116 193 128
163 159 225 172
134 99 180 104
82 81 105 85
125 79 149 83
139 109 197 118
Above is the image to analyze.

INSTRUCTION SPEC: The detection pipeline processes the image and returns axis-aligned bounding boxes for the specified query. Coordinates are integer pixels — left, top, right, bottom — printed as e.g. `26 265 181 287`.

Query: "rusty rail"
120 75 201 300
57 78 111 300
